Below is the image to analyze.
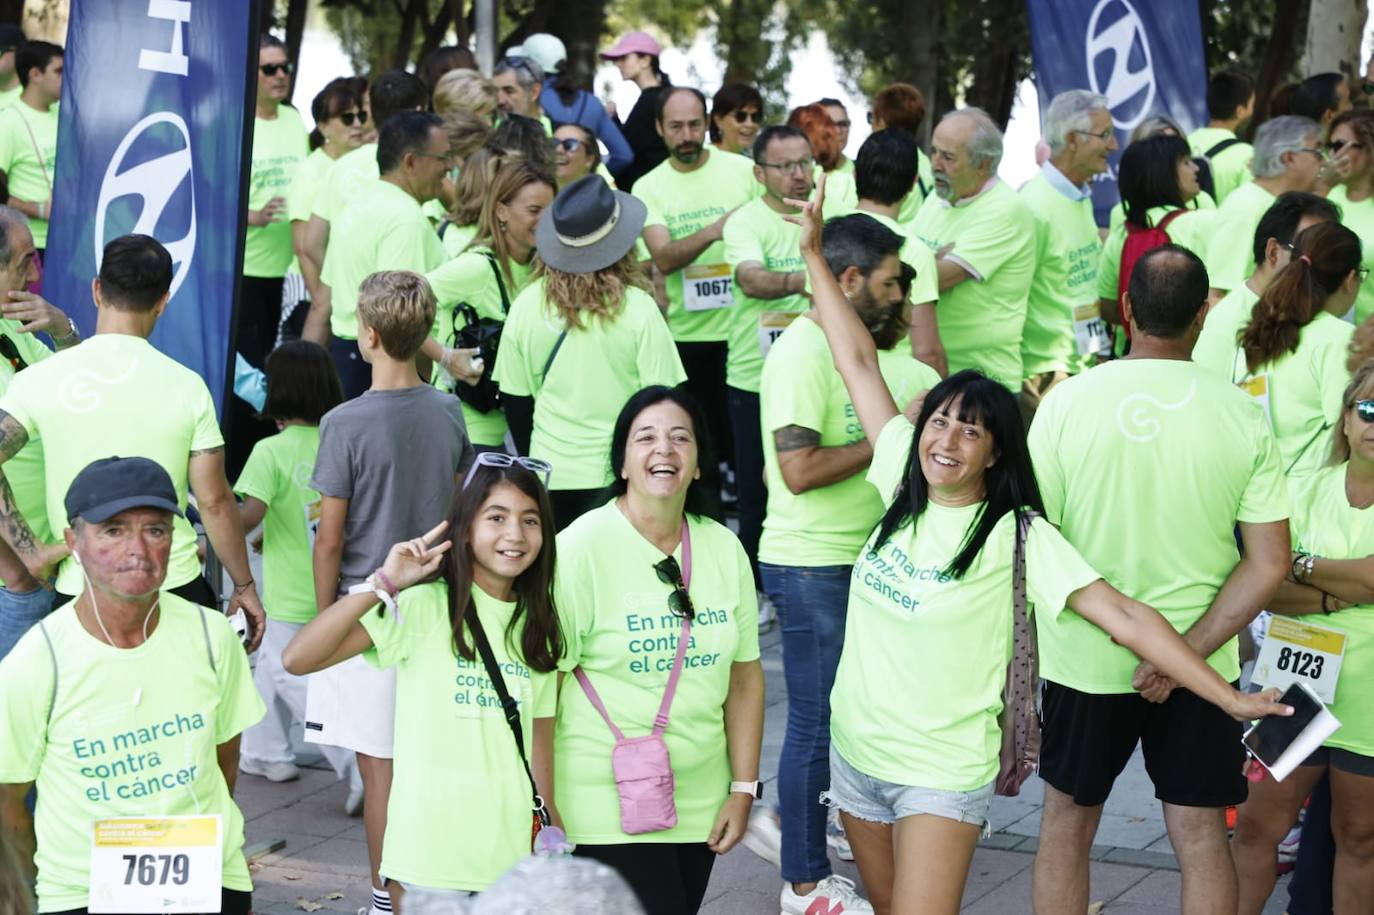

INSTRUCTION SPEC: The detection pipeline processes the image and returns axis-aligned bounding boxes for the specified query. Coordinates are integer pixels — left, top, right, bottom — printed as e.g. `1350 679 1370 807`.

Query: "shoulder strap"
39 619 56 731
438 219 452 240
469 607 548 824
541 328 569 380
1205 137 1243 159
1157 209 1188 232
481 251 511 314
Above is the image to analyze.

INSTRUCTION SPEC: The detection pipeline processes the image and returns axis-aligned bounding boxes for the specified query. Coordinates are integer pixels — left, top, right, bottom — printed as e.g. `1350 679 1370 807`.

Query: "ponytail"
309 127 324 151
1240 221 1362 372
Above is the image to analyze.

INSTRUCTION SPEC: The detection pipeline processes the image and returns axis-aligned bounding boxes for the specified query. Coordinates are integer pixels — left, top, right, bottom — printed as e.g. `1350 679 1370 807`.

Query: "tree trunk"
284 0 308 105
900 0 940 145
545 0 609 89
419 2 456 62
1250 0 1303 135
452 0 469 49
392 0 425 69
1301 0 1365 83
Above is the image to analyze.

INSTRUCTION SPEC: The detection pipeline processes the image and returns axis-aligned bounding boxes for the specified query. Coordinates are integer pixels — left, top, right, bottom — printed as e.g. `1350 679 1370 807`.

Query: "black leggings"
49 887 251 915
574 842 716 915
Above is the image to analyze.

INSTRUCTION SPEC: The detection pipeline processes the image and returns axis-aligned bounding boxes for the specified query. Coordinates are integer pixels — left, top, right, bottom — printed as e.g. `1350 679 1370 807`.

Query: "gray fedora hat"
535 175 647 274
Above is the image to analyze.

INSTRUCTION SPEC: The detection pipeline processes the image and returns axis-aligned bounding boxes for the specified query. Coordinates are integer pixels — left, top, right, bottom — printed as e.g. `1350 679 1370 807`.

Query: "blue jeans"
0 582 54 661
761 562 852 884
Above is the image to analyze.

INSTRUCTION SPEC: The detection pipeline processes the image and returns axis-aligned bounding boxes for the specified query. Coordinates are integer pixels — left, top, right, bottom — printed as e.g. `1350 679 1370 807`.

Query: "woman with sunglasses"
290 79 367 315
553 123 602 188
423 160 555 453
553 385 764 915
283 458 563 909
1231 360 1374 915
1326 110 1374 324
1216 221 1360 484
710 83 764 156
790 174 1289 915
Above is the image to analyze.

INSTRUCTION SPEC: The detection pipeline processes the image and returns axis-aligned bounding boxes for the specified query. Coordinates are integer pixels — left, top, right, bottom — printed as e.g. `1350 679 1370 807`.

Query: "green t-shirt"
360 581 556 890
233 424 322 624
1028 359 1289 692
492 282 686 490
287 147 336 224
441 221 478 257
0 334 223 595
554 502 760 843
1019 168 1102 377
320 179 447 339
1097 206 1216 303
0 84 20 111
720 197 816 393
0 595 264 912
896 147 935 227
822 166 859 213
1228 312 1352 481
311 141 377 224
1106 190 1216 232
861 211 939 306
908 180 1037 390
1193 282 1261 379
1288 464 1374 756
759 316 940 566
0 319 54 548
830 414 1098 791
1327 185 1374 324
425 248 535 447
244 105 309 278
1205 181 1276 292
1188 127 1254 205
0 102 57 247
634 149 761 343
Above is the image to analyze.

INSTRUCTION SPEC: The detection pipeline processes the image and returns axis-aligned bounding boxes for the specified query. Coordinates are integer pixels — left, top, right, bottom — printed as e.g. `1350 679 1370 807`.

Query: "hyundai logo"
94 111 196 300
1085 0 1156 131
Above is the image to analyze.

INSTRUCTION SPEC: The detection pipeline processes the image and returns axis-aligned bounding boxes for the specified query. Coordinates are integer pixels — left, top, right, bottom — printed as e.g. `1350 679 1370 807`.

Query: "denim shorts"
821 746 994 831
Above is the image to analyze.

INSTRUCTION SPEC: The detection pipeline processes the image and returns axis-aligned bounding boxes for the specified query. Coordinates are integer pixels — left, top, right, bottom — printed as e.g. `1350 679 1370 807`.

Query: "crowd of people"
0 19 1371 915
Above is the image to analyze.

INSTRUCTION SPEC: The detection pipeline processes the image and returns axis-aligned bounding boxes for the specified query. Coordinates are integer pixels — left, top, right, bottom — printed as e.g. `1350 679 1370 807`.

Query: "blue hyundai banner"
1026 0 1209 225
45 0 258 416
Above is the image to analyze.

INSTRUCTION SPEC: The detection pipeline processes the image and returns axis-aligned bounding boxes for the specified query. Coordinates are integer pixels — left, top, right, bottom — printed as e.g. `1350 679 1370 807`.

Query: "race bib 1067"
682 263 734 311
88 815 223 914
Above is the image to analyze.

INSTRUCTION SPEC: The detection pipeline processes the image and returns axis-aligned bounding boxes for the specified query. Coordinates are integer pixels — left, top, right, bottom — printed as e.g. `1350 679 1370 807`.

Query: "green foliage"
1201 0 1303 77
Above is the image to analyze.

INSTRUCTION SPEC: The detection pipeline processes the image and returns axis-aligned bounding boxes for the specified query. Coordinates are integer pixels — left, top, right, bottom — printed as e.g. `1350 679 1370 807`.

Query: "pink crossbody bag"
573 522 692 835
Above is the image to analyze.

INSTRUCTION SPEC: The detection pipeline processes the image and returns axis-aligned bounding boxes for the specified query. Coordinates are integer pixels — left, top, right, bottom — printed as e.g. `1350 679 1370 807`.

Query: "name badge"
682 263 734 311
758 311 801 357
1252 616 1347 704
1072 303 1111 358
88 815 223 914
1238 373 1273 424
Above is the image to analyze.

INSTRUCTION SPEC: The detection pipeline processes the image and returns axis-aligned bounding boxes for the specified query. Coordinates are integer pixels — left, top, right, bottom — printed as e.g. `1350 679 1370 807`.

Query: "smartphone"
228 608 252 648
1242 681 1338 780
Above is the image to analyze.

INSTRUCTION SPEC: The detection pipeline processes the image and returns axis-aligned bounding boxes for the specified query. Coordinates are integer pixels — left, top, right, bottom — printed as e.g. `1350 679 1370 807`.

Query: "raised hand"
380 520 452 591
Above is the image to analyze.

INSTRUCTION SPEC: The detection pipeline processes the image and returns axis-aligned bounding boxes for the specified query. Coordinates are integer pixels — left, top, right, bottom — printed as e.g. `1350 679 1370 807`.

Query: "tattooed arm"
772 424 873 495
189 445 265 651
0 410 67 581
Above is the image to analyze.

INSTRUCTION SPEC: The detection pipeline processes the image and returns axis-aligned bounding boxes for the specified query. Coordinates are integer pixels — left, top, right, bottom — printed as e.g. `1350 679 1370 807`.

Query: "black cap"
65 457 183 525
0 26 25 52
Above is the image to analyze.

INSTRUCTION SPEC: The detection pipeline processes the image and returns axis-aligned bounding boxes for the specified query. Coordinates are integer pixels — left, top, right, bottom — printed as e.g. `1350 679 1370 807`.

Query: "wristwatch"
730 780 764 799
53 316 78 343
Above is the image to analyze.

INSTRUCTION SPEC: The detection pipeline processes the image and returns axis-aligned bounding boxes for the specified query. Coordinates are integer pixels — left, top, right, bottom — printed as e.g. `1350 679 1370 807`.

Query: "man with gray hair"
909 107 1036 391
1018 90 1115 423
492 55 545 122
1205 114 1323 296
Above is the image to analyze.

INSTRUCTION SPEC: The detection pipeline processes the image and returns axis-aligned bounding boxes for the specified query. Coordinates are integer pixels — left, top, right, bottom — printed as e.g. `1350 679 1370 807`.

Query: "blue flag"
1026 0 1209 225
44 0 257 416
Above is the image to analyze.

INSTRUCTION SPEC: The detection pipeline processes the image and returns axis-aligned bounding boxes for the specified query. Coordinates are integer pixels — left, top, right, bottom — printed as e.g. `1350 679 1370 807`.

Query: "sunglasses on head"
500 55 537 78
653 555 695 621
553 137 585 153
1357 399 1374 423
335 109 368 127
260 63 292 77
731 109 761 124
1329 138 1364 154
461 452 553 490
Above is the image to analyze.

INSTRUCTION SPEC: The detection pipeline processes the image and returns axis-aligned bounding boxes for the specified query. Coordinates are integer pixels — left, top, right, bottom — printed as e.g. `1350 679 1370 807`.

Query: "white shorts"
304 654 396 758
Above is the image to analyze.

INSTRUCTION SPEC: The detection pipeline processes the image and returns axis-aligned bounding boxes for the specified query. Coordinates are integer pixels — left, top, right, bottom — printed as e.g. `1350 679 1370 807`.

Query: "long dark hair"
1242 221 1361 372
261 340 343 424
606 386 718 519
1120 134 1192 228
443 463 562 673
871 370 1044 579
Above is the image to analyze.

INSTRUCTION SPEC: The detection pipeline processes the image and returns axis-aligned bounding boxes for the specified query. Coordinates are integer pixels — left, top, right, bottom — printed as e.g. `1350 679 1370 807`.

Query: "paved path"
238 628 1293 914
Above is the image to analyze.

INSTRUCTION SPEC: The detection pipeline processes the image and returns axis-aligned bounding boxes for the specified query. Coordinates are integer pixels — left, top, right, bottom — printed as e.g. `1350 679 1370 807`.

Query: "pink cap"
601 31 662 60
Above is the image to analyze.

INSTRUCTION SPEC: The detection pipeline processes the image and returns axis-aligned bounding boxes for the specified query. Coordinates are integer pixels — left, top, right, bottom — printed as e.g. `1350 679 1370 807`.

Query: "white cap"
509 33 567 75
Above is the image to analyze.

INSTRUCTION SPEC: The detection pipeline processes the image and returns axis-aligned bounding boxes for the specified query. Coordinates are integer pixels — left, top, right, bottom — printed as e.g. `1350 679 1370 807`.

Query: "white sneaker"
780 875 874 914
758 590 777 634
239 758 300 782
741 806 782 867
344 765 365 817
826 807 854 861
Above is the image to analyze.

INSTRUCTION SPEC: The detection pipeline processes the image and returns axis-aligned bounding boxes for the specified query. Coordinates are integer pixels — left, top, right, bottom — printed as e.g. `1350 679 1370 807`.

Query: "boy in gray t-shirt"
303 271 473 909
